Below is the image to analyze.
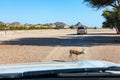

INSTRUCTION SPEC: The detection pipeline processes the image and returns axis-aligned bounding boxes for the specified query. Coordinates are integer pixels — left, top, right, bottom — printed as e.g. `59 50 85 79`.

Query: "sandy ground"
0 29 120 64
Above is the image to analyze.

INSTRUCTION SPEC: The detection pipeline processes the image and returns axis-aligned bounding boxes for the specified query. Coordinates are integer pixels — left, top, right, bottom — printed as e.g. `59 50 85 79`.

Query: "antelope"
69 48 86 61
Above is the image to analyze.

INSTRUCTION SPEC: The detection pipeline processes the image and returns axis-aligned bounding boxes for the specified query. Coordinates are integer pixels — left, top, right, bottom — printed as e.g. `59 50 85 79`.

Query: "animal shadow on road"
53 60 66 62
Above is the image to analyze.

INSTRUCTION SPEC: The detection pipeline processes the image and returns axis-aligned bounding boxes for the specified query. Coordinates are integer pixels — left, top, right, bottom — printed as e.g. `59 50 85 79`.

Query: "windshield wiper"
22 66 120 78
0 73 23 79
58 66 120 77
1 66 120 79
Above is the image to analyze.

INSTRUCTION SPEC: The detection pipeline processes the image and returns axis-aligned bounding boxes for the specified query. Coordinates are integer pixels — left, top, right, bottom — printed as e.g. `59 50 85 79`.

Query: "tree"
84 0 120 34
102 8 118 29
102 8 120 33
0 24 7 35
69 25 76 29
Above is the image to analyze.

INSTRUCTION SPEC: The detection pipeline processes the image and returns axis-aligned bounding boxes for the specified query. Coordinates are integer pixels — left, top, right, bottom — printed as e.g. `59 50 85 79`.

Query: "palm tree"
84 0 120 34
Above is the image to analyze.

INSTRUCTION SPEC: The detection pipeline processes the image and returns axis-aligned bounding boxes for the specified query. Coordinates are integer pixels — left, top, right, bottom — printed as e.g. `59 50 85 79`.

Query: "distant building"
54 22 67 28
49 23 56 28
64 25 69 29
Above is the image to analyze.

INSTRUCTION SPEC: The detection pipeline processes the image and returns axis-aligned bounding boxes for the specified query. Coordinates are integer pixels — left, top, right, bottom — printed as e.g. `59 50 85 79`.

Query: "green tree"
84 0 120 34
0 24 7 35
102 8 118 29
69 25 76 29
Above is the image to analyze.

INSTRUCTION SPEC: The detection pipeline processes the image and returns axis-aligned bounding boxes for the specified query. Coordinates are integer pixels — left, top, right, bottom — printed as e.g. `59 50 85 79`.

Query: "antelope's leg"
69 53 72 57
76 55 78 61
77 55 79 61
69 53 73 61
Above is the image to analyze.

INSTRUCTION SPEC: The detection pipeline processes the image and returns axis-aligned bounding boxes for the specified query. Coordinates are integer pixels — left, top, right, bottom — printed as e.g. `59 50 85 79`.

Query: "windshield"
78 27 85 29
0 0 120 69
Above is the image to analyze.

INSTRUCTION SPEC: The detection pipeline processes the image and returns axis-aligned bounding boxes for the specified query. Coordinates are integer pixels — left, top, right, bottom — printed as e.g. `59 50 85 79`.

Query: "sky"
0 0 105 27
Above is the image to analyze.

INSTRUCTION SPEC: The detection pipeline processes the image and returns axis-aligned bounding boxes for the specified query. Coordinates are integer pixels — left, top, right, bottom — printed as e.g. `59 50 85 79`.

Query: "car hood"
0 60 120 74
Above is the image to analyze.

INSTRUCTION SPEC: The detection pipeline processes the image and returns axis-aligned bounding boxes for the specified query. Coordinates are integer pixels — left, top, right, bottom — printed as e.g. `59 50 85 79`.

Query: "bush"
69 25 76 29
9 26 27 30
29 26 36 30
6 25 54 30
19 26 26 30
94 27 97 29
0 25 6 30
9 26 16 30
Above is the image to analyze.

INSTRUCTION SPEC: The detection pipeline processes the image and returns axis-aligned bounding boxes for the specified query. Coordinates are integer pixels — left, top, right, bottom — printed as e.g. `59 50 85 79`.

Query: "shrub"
69 25 76 29
29 26 36 30
6 25 54 30
9 26 27 30
0 25 6 30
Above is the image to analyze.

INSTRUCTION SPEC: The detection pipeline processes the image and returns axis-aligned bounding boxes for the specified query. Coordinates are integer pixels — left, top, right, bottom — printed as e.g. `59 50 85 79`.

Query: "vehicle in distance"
77 26 87 35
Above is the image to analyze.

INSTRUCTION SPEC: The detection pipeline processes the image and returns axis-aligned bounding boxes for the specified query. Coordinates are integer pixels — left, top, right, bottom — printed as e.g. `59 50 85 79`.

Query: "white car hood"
0 60 120 74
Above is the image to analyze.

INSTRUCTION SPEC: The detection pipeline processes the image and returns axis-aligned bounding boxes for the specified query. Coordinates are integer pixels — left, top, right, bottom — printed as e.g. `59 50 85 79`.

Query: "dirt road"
0 29 120 64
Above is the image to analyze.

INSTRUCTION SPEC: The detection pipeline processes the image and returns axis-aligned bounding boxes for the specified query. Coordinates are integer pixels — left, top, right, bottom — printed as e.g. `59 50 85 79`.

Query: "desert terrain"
0 29 120 64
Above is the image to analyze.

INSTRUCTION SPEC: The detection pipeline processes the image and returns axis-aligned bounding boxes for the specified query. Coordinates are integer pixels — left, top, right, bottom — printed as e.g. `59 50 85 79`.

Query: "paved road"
41 31 120 62
0 29 120 63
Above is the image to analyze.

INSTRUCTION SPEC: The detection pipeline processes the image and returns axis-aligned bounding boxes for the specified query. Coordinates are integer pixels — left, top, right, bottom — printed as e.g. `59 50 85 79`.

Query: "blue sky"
0 0 105 27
